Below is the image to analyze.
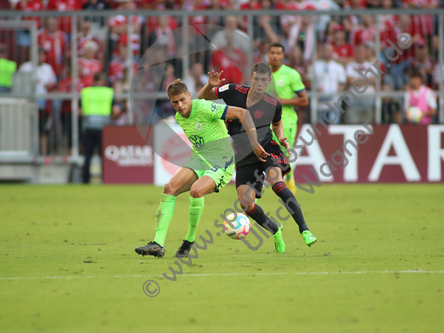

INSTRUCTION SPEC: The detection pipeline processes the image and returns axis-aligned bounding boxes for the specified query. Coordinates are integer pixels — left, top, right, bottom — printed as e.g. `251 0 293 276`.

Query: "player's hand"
254 144 270 162
208 70 226 87
279 137 290 150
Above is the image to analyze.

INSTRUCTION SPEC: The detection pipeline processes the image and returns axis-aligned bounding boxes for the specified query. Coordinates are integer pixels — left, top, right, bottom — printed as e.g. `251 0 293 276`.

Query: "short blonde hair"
167 79 188 97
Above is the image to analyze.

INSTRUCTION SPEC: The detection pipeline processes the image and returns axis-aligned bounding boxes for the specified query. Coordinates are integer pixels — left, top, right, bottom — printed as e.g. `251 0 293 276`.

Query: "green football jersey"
269 64 305 119
175 99 234 170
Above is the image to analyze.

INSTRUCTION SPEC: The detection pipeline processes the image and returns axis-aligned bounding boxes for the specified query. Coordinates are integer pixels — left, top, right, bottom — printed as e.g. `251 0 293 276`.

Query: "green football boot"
302 230 317 247
273 224 285 253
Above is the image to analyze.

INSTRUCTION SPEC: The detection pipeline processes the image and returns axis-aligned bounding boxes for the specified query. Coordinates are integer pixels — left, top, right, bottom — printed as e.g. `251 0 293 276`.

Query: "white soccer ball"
224 213 251 240
406 106 424 123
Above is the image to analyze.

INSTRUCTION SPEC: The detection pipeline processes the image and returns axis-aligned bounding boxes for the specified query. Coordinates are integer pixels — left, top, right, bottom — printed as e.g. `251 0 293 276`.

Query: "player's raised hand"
208 70 226 87
254 144 270 162
279 137 290 150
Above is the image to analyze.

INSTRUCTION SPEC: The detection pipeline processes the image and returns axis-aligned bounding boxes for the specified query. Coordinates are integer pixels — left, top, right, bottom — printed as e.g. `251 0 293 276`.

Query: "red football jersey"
78 58 102 87
38 29 68 76
210 48 246 85
46 0 82 34
15 0 43 29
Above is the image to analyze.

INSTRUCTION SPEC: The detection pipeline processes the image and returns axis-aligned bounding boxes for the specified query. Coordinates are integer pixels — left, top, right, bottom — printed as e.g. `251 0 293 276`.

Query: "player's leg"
236 164 285 252
283 118 298 193
265 164 317 247
135 167 198 258
176 164 234 258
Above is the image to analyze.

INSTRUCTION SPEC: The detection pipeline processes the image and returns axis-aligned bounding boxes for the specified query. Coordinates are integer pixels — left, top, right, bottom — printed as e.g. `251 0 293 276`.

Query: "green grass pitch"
1 183 443 333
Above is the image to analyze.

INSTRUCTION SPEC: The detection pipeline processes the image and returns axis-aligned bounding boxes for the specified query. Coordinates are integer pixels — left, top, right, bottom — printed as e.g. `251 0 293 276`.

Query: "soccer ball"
223 213 251 240
406 106 423 123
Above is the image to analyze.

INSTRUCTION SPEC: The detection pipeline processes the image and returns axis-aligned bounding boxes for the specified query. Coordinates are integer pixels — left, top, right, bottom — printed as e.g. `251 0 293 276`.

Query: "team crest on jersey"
189 135 205 149
219 84 229 92
254 110 264 119
195 122 203 130
277 79 284 87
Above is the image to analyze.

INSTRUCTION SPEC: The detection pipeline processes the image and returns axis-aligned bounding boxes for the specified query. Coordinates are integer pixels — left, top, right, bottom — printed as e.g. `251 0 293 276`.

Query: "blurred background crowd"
0 0 443 155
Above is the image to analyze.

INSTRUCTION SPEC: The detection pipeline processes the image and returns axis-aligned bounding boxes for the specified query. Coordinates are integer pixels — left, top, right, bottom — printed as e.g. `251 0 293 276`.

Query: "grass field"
1 184 443 333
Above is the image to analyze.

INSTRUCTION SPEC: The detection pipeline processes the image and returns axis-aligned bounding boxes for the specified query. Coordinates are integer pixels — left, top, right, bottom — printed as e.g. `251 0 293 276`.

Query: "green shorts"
184 157 235 192
272 114 298 158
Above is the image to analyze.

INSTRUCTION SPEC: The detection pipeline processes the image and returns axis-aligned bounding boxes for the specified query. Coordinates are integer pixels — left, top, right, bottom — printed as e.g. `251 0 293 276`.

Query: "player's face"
169 92 191 116
250 72 272 93
268 46 284 67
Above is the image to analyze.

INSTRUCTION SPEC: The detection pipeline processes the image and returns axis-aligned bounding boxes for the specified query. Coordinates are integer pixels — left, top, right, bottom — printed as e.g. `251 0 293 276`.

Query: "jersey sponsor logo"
254 110 264 119
195 122 203 131
219 84 229 92
189 135 205 149
277 79 284 87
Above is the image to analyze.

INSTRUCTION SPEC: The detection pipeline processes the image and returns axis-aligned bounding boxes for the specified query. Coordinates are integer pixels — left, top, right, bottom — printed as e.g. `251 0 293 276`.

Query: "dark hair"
167 79 189 96
409 69 423 79
251 62 272 78
93 72 106 83
268 42 285 53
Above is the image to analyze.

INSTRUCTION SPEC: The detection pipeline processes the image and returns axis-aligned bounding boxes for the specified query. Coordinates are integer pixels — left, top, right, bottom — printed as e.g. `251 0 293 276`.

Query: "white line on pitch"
1 270 444 280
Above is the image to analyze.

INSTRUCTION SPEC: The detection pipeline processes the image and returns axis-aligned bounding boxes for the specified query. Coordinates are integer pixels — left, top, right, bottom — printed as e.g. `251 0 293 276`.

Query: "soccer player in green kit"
268 43 309 194
135 79 271 258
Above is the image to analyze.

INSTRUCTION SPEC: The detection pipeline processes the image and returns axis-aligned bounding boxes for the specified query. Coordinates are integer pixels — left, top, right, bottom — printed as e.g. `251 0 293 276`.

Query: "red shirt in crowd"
210 47 246 85
108 58 138 82
46 0 82 34
15 0 44 29
146 16 177 35
333 43 354 60
38 28 68 76
78 57 102 87
403 0 437 35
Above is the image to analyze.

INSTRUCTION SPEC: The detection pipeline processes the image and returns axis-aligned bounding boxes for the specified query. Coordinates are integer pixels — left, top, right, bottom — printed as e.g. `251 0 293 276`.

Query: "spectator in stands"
345 44 376 123
82 0 110 30
19 47 56 155
147 15 177 60
14 0 43 63
109 0 143 60
404 70 437 124
108 43 137 87
210 30 247 85
409 38 436 87
38 17 68 78
433 62 444 91
332 24 354 66
0 44 17 93
183 63 209 96
287 45 310 89
78 41 102 87
343 0 366 33
351 15 376 47
310 43 346 124
78 20 104 64
211 16 250 54
403 0 438 44
286 3 316 63
46 0 82 38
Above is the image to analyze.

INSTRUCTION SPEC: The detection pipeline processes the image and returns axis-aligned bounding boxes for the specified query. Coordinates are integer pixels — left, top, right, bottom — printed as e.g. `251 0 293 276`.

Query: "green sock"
286 172 293 182
153 193 176 247
185 196 205 243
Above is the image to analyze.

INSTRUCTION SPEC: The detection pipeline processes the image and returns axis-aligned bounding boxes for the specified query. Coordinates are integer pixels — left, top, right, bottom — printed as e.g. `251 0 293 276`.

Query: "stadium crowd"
0 0 443 143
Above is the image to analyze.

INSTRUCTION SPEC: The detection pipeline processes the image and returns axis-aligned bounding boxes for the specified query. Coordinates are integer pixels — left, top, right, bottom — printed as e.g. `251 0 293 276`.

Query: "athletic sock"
153 193 176 247
246 203 279 234
272 181 309 234
185 196 205 242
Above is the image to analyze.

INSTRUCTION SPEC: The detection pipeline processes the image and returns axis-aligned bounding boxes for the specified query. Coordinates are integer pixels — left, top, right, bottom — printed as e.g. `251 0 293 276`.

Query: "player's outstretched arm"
225 106 269 162
198 70 225 100
272 120 290 149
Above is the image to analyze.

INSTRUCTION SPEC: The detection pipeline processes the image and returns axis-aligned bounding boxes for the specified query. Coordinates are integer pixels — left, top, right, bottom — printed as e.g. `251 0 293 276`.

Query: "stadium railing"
0 9 442 168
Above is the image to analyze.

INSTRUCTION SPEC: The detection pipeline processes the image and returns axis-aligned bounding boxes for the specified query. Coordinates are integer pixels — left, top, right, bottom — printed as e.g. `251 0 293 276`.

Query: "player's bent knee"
190 186 205 198
163 182 177 196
